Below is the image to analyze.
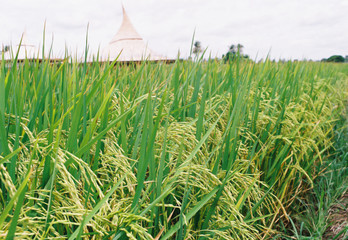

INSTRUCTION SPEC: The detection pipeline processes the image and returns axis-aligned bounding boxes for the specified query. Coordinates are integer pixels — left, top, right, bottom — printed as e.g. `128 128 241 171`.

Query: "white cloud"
1 0 347 60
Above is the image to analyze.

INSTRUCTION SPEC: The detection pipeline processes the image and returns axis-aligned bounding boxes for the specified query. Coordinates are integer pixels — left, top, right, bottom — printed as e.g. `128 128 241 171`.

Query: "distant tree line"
222 44 249 62
192 41 250 62
321 55 346 63
191 41 348 63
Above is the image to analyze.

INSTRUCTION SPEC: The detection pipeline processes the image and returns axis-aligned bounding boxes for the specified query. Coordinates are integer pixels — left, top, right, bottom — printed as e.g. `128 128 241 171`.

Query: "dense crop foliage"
0 57 346 239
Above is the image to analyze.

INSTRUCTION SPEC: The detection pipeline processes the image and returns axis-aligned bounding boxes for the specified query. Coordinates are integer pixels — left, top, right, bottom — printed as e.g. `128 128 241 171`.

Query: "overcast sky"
1 0 347 60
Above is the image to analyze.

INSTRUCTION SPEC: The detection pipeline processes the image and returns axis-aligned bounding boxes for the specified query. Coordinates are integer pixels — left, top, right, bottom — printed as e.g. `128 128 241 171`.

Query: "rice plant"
0 54 347 239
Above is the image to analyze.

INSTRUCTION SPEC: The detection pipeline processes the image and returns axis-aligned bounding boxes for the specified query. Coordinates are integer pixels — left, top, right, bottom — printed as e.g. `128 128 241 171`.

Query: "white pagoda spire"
101 5 165 62
109 5 143 42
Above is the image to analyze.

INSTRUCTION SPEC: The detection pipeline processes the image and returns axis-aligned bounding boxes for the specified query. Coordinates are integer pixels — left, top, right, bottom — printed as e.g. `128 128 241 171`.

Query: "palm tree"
223 43 245 62
237 44 243 55
1 45 10 53
193 41 202 58
229 44 236 54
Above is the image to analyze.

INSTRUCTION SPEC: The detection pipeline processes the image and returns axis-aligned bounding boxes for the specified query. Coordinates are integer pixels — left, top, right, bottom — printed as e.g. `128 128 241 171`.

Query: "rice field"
0 56 347 239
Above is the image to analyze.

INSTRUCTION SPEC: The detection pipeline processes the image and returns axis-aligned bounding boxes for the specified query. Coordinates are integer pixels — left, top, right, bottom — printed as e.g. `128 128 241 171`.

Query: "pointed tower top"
122 3 125 14
109 5 142 44
102 5 166 62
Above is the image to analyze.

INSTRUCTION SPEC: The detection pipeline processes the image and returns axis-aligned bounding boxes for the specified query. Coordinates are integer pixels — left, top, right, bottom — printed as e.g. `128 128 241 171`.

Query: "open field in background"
0 57 347 239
